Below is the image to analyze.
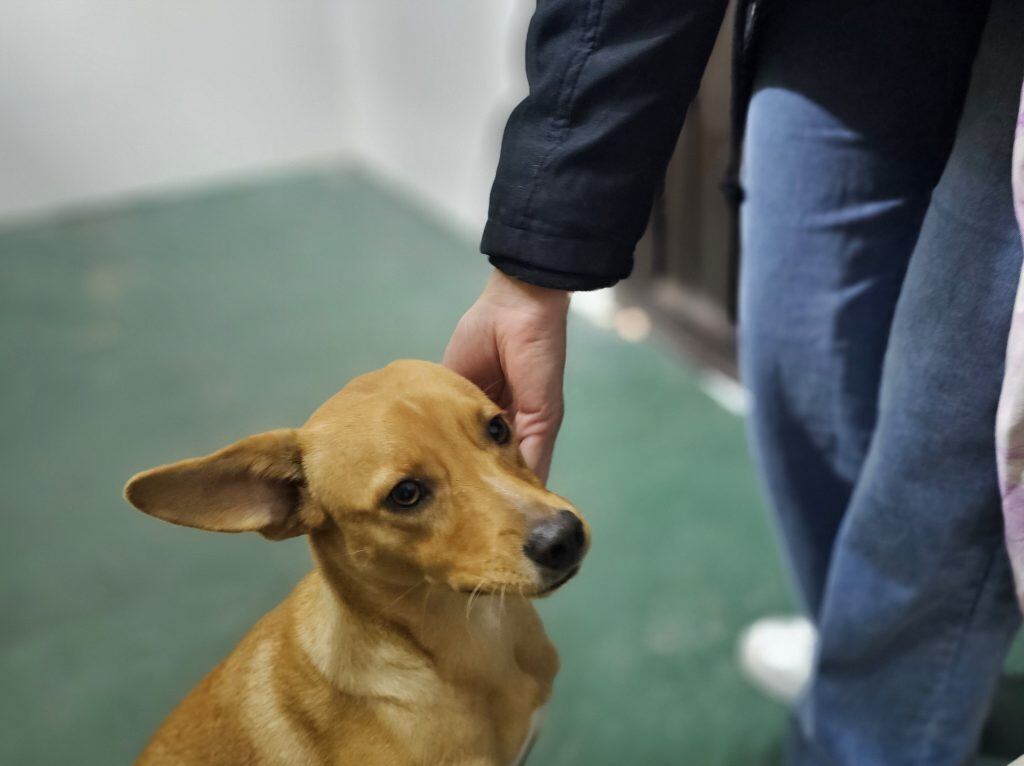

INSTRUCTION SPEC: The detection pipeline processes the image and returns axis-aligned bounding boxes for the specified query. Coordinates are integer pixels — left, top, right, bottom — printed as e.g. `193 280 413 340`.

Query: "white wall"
0 0 348 219
333 1 529 235
0 1 529 232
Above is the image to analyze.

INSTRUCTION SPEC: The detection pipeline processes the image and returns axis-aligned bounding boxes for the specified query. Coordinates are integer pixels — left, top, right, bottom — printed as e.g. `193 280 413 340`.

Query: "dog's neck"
297 530 532 699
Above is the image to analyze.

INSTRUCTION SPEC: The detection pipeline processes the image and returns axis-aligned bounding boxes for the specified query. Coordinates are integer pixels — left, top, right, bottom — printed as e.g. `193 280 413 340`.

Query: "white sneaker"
737 615 817 705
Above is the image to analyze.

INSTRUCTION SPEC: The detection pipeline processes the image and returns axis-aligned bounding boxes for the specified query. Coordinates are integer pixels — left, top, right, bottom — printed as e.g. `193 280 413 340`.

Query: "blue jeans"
740 0 1024 762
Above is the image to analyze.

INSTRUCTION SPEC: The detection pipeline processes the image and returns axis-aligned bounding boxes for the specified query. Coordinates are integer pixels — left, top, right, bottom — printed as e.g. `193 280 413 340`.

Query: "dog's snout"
523 510 585 571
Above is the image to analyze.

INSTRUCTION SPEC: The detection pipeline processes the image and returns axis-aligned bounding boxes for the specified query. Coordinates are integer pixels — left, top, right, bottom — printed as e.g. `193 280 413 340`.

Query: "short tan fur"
124 360 590 766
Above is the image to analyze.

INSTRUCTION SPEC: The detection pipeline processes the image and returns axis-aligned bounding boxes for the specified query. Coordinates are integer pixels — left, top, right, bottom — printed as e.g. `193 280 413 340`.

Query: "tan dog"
124 360 589 765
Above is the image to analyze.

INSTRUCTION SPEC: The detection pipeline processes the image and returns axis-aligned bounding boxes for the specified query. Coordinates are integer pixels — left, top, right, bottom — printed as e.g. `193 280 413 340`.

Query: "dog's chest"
362 618 549 765
382 670 545 766
298 583 557 764
452 616 551 762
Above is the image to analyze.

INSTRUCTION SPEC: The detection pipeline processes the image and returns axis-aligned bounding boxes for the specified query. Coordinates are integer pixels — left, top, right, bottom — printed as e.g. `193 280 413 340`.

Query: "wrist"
486 268 570 314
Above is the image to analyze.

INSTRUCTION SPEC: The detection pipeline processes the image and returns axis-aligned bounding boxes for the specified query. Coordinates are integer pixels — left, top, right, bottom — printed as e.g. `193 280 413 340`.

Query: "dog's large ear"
124 429 320 540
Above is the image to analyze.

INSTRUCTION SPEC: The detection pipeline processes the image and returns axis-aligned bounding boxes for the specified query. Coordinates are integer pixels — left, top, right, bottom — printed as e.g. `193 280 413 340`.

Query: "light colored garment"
995 83 1024 612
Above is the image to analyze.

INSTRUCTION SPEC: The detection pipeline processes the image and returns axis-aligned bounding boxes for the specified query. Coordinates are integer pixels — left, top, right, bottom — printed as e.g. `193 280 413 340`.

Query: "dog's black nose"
524 510 585 571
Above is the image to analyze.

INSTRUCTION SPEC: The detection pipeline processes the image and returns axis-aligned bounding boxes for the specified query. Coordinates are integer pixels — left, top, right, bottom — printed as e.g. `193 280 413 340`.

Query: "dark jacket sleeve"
482 0 729 290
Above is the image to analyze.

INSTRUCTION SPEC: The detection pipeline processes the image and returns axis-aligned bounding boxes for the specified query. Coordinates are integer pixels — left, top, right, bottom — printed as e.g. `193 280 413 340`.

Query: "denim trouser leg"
740 0 990 619
741 0 1024 762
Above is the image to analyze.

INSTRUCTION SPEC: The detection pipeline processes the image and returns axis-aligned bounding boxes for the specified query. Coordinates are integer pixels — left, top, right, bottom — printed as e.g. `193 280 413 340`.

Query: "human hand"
443 269 570 483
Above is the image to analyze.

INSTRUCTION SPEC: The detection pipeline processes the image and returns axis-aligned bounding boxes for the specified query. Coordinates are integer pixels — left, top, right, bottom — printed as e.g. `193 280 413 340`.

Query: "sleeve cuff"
480 218 634 292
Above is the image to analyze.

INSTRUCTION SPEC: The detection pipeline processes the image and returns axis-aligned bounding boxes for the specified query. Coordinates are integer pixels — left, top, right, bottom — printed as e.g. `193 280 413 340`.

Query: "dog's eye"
487 415 510 445
388 479 424 509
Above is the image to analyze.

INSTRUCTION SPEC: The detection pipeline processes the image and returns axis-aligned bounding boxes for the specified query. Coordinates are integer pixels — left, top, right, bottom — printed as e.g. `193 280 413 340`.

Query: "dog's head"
124 360 589 597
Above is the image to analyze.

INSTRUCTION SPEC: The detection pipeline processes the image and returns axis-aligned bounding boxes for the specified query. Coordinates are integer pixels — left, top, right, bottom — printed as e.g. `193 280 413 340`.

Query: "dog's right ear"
123 429 322 540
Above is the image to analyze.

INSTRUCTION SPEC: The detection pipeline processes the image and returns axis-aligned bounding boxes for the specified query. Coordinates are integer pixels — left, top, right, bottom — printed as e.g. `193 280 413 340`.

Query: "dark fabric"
723 0 770 318
482 0 730 291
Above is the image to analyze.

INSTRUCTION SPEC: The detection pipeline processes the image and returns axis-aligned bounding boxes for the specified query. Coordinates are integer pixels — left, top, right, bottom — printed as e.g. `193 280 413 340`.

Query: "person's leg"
795 0 1024 761
740 0 990 619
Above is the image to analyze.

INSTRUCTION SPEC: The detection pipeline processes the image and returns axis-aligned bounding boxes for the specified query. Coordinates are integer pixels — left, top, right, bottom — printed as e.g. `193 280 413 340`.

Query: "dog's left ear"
124 429 322 540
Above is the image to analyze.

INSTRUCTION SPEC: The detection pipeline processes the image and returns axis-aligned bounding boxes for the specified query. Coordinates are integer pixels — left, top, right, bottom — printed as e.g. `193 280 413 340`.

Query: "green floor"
0 166 834 764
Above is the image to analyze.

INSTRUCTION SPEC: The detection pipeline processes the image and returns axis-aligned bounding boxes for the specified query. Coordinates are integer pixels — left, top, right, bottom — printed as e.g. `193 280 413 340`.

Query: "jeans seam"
915 544 1001 764
928 193 1021 245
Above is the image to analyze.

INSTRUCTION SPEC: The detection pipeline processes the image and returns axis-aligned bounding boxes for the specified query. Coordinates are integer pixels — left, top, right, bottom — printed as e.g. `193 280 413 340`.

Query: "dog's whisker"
477 377 505 398
419 581 434 633
465 580 488 622
347 547 371 562
387 579 423 609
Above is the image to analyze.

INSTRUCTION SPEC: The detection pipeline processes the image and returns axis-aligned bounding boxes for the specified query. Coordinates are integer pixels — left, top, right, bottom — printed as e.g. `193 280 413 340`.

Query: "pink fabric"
995 83 1024 612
